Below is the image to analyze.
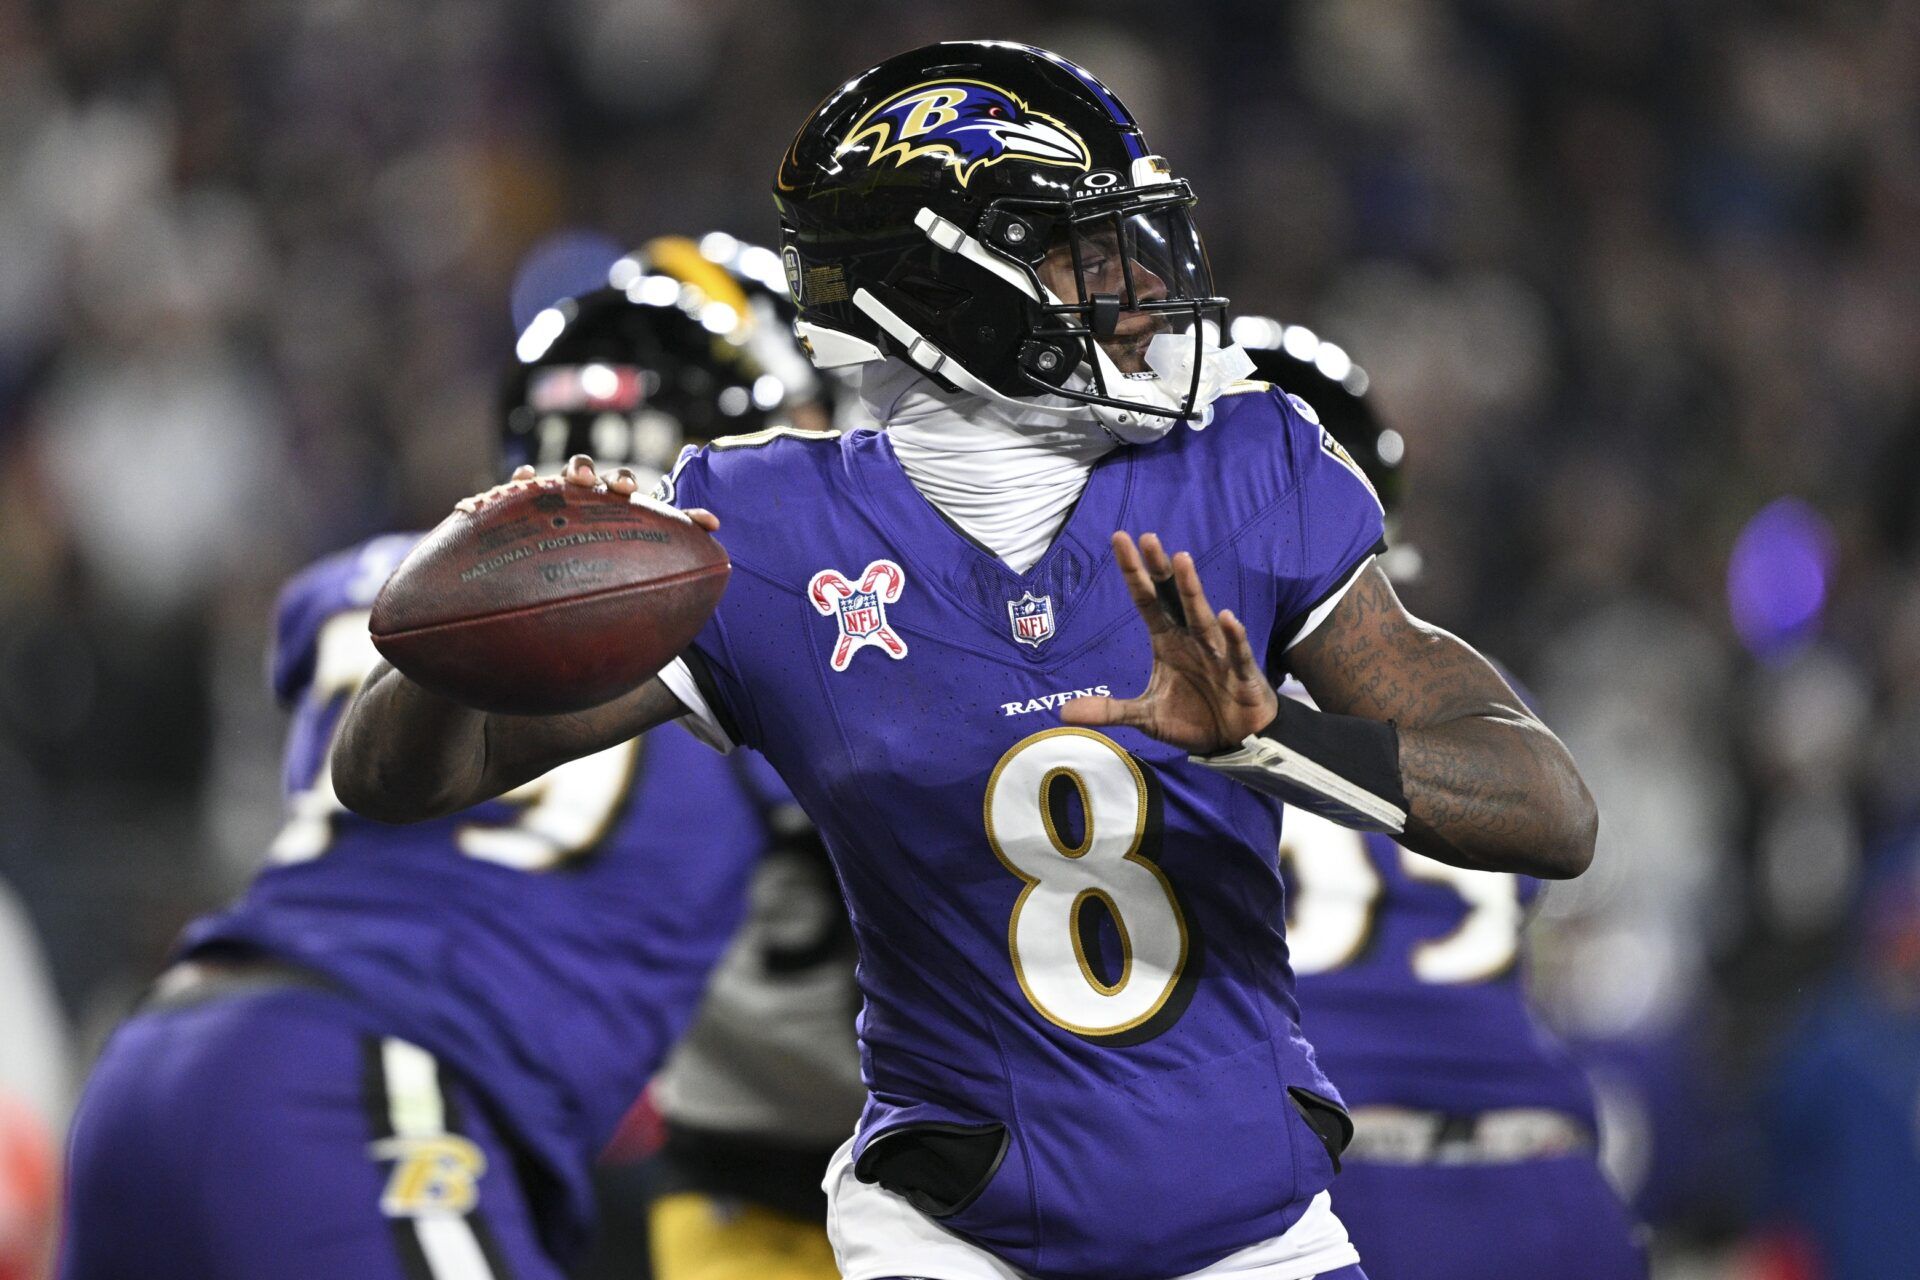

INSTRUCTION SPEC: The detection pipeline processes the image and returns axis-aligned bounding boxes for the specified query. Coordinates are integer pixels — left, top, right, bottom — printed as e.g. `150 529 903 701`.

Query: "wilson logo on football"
836 80 1092 188
809 560 909 671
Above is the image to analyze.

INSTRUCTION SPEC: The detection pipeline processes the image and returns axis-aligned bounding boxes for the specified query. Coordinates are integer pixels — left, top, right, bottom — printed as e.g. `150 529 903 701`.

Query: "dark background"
1 2 1916 1276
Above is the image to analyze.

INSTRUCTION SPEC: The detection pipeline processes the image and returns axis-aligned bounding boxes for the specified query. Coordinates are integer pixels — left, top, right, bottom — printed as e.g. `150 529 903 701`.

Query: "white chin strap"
796 206 1253 445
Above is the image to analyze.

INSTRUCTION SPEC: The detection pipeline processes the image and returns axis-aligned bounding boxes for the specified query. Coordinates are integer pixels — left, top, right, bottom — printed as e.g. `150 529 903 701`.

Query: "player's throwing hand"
1061 531 1280 753
548 455 721 532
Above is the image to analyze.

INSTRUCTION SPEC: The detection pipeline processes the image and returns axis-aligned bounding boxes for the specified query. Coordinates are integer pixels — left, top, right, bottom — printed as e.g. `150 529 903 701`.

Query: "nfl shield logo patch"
1007 591 1055 648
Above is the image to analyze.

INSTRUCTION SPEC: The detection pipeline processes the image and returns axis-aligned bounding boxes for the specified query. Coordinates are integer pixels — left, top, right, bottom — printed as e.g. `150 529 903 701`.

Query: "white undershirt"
860 358 1114 575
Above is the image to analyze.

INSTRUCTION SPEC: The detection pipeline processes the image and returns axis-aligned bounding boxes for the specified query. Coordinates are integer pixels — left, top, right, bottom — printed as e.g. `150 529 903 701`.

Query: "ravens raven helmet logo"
836 79 1092 188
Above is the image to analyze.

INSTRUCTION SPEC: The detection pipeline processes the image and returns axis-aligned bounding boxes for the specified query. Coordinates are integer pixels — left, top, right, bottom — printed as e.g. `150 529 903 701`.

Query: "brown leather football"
370 478 729 714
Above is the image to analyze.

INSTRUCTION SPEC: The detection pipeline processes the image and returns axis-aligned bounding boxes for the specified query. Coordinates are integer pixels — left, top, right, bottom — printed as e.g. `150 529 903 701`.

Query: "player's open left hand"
1061 532 1279 754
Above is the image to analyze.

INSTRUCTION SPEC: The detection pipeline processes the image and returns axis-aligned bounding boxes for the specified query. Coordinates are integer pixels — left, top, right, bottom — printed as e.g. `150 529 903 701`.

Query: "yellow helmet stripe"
642 236 752 329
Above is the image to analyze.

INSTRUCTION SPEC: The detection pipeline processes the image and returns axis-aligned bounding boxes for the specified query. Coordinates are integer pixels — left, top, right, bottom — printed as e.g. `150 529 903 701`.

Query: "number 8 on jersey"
984 729 1190 1038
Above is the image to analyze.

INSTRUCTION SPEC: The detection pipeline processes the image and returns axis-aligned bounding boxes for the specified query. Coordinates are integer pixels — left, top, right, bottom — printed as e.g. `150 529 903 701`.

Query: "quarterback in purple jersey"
58 247 833 1280
1241 326 1645 1279
337 42 1598 1280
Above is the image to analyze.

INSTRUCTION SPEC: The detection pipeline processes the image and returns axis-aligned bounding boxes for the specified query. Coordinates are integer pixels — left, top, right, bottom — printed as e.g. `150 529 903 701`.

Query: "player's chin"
1099 320 1168 374
1099 336 1155 375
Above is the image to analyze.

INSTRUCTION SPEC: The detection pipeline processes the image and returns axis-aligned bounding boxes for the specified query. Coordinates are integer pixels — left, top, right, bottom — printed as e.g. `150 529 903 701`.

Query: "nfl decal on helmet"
808 560 909 671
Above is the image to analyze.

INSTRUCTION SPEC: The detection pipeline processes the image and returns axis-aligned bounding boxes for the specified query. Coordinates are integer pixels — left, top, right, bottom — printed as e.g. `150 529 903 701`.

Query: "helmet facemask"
1019 177 1252 438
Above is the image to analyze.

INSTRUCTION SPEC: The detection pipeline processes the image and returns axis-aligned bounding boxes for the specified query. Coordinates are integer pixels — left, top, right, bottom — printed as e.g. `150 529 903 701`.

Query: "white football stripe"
381 1038 444 1137
415 1214 497 1280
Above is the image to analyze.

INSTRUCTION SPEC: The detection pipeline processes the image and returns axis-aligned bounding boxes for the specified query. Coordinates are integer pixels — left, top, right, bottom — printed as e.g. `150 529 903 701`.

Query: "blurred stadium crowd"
0 0 1915 1276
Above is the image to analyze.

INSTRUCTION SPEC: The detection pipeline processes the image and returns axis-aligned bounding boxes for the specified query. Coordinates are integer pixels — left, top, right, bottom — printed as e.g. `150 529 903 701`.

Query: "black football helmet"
773 40 1252 439
1232 316 1420 580
500 234 828 480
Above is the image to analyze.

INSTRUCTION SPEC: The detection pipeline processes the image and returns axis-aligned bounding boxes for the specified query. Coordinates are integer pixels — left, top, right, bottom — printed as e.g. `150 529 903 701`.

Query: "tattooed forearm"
335 664 687 823
1288 567 1597 878
1392 713 1596 875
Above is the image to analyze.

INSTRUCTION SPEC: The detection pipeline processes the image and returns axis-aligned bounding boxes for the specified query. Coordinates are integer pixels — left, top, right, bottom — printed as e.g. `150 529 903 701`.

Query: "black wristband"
1190 698 1409 832
1260 698 1407 814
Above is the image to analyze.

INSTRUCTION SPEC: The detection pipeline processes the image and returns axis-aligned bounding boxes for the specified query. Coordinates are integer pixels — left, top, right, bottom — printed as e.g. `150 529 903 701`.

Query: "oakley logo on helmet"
837 79 1091 188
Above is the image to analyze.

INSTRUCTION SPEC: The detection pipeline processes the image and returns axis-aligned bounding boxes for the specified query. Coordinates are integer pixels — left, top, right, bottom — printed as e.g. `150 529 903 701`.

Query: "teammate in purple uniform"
1238 323 1645 1279
336 42 1598 1280
58 249 833 1280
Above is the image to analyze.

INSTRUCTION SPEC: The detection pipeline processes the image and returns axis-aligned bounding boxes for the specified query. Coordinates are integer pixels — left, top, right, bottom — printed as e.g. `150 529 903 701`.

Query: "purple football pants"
1332 1155 1645 1280
59 985 563 1280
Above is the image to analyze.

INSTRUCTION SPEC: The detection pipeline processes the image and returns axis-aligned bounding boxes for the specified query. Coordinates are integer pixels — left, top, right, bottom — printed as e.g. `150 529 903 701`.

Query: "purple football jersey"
1280 811 1598 1125
658 386 1384 1280
181 534 781 1255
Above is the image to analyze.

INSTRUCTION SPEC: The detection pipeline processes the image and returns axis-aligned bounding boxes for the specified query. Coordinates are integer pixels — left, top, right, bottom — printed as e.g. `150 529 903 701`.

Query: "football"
369 478 729 715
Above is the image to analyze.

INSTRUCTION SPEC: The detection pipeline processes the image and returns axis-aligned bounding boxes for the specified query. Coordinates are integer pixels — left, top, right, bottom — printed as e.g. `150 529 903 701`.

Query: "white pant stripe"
382 1038 446 1138
414 1214 499 1280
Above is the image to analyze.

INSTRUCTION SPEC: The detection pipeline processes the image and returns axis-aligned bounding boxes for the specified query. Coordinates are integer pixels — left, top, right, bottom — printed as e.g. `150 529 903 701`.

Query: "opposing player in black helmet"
338 41 1598 1280
506 234 837 481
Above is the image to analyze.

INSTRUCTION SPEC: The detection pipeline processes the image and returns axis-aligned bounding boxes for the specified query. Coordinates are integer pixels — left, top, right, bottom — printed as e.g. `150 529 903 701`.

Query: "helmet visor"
1027 193 1227 415
1058 199 1216 321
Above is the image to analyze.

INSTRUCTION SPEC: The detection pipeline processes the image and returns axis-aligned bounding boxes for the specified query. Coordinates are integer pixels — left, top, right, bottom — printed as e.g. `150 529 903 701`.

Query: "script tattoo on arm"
1287 566 1597 878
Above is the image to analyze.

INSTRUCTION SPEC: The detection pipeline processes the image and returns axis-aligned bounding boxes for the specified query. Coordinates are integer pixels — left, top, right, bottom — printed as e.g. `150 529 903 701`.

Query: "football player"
1238 321 1645 1279
58 243 836 1280
336 42 1598 1280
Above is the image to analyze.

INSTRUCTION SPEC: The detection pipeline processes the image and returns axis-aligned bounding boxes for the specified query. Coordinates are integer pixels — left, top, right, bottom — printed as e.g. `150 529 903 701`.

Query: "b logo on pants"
369 1133 488 1217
